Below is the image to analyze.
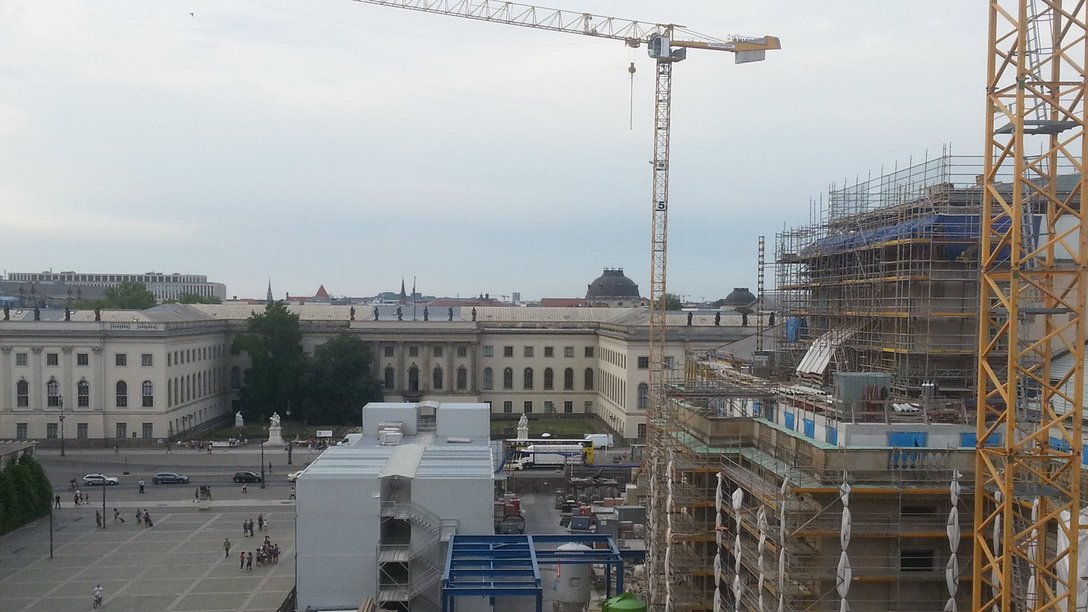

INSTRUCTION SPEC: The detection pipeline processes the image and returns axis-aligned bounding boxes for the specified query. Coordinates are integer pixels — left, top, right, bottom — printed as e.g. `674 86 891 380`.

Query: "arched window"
483 367 494 390
167 381 172 407
408 366 420 392
47 379 60 407
584 368 594 390
543 368 554 390
230 366 241 389
16 379 28 407
456 366 468 390
523 368 534 390
563 368 574 390
638 383 649 409
503 367 514 390
116 381 128 408
384 366 395 390
77 380 90 407
433 367 443 390
142 381 154 407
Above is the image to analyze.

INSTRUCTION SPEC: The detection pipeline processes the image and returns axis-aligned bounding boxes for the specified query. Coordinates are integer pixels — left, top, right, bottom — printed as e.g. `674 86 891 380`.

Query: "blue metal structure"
441 534 628 612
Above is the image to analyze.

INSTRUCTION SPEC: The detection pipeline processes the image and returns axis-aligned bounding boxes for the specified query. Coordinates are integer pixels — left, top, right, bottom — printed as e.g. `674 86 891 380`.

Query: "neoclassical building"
0 304 752 443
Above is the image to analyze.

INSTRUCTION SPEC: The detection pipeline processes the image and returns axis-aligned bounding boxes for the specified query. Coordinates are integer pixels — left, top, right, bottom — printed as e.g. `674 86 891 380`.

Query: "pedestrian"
73 492 80 506
289 487 295 500
136 509 143 526
194 488 199 503
240 550 246 572
143 510 151 528
241 484 247 494
113 444 118 454
95 510 102 528
54 495 61 509
257 514 264 532
76 490 82 505
248 518 254 537
113 508 124 524
246 551 253 572
224 537 231 558
268 461 272 474
138 480 145 494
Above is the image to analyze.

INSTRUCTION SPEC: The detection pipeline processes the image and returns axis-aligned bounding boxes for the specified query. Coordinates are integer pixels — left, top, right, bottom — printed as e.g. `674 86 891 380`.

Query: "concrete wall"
436 403 489 438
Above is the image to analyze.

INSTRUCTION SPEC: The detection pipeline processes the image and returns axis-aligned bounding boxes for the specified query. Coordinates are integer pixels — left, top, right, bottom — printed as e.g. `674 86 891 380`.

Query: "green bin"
602 592 647 612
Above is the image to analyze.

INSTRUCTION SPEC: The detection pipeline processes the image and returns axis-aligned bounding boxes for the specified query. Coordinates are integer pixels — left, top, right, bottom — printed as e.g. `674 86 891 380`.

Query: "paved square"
0 501 294 612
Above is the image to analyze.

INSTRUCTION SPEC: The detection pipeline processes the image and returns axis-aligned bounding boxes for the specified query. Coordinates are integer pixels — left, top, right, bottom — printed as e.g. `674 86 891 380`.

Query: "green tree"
232 301 305 422
655 293 683 311
73 281 157 310
174 293 222 304
301 334 383 425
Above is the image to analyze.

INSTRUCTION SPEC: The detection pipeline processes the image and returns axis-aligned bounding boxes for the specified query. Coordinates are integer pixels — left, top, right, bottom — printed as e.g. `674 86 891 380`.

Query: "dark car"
233 471 262 483
152 472 190 485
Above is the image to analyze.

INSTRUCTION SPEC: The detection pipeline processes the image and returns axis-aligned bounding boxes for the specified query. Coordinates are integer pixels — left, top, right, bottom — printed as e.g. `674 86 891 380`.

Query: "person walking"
136 509 143 526
242 519 248 537
54 495 60 509
113 508 124 524
257 514 264 532
194 488 199 503
138 480 145 494
143 510 152 528
289 486 296 500
240 550 246 572
224 537 231 558
241 483 247 494
268 461 272 474
246 551 253 572
95 510 102 528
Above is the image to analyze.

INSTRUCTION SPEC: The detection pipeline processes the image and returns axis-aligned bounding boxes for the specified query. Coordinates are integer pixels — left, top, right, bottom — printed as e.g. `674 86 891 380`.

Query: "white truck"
509 444 585 470
584 433 614 449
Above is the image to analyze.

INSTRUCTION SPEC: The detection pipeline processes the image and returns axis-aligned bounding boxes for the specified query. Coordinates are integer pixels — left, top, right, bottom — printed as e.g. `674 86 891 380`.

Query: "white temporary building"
296 402 495 612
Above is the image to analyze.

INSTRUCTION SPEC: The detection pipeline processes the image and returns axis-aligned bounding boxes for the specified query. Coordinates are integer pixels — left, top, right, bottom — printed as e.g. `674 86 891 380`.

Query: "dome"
586 268 640 300
722 287 756 307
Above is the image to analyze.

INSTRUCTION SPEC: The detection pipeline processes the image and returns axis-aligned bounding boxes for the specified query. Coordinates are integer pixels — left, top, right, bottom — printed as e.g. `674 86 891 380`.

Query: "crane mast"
347 2 778 609
972 1 1088 610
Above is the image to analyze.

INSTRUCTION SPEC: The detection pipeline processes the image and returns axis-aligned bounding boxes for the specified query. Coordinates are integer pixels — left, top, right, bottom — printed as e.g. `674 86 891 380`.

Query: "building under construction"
644 154 989 611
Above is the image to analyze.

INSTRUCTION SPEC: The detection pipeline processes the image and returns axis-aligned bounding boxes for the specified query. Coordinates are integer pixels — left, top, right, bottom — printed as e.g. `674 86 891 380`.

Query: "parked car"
232 471 262 483
82 474 119 486
287 470 303 482
152 472 190 485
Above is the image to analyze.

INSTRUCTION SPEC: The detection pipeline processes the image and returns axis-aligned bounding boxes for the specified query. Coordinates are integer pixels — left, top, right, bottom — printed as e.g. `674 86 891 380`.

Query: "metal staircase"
377 501 458 610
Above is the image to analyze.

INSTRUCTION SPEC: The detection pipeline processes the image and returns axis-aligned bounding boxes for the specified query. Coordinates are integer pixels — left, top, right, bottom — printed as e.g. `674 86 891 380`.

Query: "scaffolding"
774 154 1002 400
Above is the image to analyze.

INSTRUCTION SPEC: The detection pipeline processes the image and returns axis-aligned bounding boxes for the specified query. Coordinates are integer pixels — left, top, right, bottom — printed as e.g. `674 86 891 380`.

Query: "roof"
315 285 329 298
540 298 589 308
585 268 641 300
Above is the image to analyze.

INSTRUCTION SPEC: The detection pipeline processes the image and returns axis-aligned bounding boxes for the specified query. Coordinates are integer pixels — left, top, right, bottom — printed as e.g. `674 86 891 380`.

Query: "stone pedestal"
263 426 285 447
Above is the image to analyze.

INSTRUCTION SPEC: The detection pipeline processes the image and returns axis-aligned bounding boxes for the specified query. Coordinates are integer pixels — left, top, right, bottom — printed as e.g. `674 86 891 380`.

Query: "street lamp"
286 404 293 465
260 435 266 489
58 395 65 457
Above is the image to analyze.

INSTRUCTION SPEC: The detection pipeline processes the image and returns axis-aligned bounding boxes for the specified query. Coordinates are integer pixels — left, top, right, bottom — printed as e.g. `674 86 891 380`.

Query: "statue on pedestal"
269 412 281 429
373 306 379 321
263 412 285 447
235 412 245 428
448 307 454 321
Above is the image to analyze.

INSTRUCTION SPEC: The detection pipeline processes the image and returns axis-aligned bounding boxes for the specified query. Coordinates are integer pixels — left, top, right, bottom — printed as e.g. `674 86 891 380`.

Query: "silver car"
82 473 119 486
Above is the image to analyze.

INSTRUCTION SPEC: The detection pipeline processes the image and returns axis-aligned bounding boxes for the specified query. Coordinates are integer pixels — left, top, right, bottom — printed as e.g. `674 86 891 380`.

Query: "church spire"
266 278 273 303
399 278 407 305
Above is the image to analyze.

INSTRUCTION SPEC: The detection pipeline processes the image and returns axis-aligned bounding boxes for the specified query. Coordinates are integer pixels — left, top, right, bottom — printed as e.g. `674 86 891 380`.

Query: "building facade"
7 271 227 302
0 305 753 443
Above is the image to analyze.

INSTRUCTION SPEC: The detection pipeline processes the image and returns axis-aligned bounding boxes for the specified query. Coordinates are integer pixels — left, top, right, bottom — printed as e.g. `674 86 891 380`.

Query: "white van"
584 433 614 449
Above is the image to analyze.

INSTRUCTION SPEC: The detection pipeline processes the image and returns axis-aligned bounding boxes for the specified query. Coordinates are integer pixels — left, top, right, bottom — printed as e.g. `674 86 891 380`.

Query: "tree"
174 293 222 304
232 302 305 422
301 334 384 425
655 293 683 311
73 281 157 310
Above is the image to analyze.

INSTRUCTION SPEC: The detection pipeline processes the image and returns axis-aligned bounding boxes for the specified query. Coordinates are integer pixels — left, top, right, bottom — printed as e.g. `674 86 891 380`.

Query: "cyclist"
92 584 103 608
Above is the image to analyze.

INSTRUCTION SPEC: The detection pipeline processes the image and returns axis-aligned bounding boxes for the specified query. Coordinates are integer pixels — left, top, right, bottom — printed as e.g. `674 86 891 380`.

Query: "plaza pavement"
0 498 296 612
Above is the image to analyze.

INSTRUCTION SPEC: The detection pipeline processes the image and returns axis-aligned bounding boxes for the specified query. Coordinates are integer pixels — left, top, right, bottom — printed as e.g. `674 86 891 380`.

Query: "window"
230 367 241 389
664 356 675 370
116 423 127 439
77 353 89 366
77 380 90 407
503 368 514 390
544 346 554 358
544 401 555 413
408 366 420 392
47 380 60 407
16 380 29 407
457 346 467 358
564 401 573 413
77 423 88 439
384 366 395 390
142 423 153 439
141 353 153 367
15 352 27 366
116 353 127 367
482 346 494 357
503 401 513 414
433 346 443 358
141 381 154 407
16 423 27 441
116 381 128 407
408 346 419 357
483 367 494 390
524 346 534 358
638 356 649 369
584 347 594 358
168 353 172 366
503 346 514 358
47 423 58 439
900 550 935 572
638 423 647 438
456 367 468 391
384 345 394 358
638 383 649 409
432 367 443 390
584 368 594 390
46 353 58 366
543 368 554 390
564 368 574 390
564 346 575 358
584 400 593 413
523 368 534 390
523 401 533 414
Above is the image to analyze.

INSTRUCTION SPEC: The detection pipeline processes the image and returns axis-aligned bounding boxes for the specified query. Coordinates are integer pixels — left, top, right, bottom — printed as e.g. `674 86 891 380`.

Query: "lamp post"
58 396 65 457
101 479 107 530
260 414 266 489
286 405 293 465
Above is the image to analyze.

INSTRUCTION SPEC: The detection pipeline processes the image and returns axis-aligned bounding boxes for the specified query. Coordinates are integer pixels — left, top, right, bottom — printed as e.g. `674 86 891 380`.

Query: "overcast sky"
0 1 983 301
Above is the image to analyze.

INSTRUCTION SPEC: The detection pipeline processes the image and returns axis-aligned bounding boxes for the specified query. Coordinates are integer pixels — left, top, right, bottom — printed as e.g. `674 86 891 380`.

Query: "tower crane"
972 1 1088 610
345 2 778 607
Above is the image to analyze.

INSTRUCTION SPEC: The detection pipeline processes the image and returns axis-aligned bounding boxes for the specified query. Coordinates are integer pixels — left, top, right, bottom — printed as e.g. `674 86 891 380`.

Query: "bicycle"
92 594 102 609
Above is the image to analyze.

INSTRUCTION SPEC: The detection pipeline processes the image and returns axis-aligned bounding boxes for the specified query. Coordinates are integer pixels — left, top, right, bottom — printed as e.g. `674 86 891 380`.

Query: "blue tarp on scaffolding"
800 214 1018 260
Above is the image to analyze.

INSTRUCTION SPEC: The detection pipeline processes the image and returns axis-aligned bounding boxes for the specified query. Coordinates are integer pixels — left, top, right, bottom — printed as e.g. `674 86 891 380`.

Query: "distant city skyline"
1 2 983 302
